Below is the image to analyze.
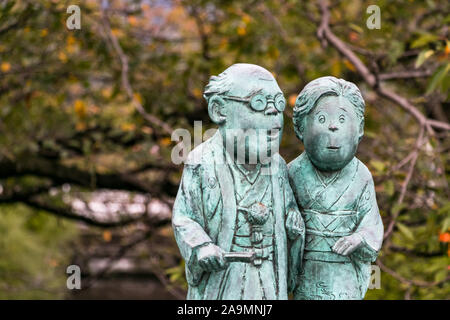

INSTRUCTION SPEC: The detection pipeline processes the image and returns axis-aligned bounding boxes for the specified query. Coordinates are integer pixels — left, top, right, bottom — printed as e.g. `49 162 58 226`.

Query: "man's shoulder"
185 134 221 167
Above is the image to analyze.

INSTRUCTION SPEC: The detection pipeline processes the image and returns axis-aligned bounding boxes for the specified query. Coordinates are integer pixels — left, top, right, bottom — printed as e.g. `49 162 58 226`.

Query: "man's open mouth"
327 146 340 150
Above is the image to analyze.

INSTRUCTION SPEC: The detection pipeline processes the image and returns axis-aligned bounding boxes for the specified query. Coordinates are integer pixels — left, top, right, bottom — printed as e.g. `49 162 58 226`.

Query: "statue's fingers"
203 257 214 271
335 240 351 254
332 238 347 252
199 259 208 271
210 256 221 271
218 255 227 269
342 245 355 256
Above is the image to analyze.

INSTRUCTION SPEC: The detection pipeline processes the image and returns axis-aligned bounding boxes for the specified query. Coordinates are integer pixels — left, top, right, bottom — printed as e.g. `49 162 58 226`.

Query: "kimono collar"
223 147 262 185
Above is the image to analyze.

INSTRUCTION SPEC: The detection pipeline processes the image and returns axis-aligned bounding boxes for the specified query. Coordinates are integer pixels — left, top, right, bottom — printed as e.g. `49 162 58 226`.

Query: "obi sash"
303 209 359 262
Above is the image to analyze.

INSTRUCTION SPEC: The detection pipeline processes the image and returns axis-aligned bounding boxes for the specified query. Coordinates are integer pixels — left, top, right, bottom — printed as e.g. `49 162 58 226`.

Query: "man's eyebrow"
339 107 348 112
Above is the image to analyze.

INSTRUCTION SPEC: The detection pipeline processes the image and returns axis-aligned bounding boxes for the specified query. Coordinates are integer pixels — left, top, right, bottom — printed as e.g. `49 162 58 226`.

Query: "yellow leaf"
58 51 67 62
134 93 143 104
67 35 76 46
219 38 228 50
121 123 136 131
103 230 112 242
192 88 202 99
40 29 48 37
237 26 246 36
242 14 251 24
343 59 356 71
111 28 123 37
1 62 11 72
101 88 112 98
76 122 86 131
331 59 341 77
74 99 86 118
160 137 172 147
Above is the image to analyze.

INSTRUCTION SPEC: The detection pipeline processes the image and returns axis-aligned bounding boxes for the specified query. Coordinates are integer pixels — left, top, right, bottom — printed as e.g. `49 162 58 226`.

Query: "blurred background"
0 0 449 299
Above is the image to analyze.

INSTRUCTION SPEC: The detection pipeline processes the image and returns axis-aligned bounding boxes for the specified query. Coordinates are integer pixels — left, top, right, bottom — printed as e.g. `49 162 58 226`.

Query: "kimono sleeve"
172 163 213 285
283 168 305 293
352 179 384 262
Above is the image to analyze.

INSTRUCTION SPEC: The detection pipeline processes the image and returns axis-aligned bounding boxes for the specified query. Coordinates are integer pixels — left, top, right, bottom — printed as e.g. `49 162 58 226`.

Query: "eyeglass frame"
220 92 286 113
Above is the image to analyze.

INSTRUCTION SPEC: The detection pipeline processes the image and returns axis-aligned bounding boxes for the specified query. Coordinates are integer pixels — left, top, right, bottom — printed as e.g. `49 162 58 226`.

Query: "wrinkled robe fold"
172 131 304 300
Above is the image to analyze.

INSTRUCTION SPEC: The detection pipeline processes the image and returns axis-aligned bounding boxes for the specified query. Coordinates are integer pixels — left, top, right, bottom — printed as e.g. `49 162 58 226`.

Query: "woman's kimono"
288 152 383 300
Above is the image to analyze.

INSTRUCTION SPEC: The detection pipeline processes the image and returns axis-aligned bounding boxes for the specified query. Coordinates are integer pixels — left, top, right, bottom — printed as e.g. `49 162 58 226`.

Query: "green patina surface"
172 66 382 300
288 76 383 299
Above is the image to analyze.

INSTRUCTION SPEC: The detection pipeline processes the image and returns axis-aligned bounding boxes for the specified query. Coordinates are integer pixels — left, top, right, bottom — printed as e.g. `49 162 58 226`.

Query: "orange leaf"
74 99 86 118
103 230 112 242
1 62 10 72
288 94 297 107
439 232 450 243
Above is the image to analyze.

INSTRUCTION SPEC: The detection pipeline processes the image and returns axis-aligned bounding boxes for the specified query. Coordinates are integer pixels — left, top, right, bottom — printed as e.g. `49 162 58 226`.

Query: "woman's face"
302 95 362 172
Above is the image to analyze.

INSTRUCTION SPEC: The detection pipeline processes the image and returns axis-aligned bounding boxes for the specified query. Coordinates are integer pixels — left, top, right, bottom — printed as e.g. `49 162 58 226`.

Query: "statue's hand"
332 233 363 256
286 208 304 240
197 243 228 272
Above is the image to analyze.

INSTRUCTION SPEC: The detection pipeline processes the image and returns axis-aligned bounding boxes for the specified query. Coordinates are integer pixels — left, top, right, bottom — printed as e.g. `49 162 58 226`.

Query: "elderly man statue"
288 76 384 300
172 63 305 300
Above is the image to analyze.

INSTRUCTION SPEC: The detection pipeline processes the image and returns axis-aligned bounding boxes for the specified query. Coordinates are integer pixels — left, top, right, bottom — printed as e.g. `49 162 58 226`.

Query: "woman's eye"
318 115 325 123
339 115 345 123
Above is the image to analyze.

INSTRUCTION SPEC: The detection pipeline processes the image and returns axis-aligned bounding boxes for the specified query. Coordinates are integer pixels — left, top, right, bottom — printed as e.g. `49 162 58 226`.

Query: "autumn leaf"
288 94 297 107
439 232 450 243
74 100 87 118
343 59 356 71
103 230 112 242
237 26 246 36
1 62 11 72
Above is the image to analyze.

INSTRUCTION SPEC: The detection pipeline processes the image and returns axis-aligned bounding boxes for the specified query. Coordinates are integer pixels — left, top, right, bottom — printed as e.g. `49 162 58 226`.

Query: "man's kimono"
172 131 304 299
288 152 383 300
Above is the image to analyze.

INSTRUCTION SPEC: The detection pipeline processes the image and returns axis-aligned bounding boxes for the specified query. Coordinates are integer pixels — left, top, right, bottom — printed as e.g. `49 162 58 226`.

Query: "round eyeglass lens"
275 94 286 112
250 94 267 111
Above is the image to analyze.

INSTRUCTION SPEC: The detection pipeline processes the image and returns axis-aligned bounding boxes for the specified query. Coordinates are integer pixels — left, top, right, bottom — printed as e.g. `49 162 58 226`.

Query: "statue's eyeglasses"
222 92 286 113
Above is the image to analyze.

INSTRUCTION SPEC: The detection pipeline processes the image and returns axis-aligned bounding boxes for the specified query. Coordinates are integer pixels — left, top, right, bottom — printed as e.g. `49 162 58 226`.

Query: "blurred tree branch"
100 1 173 135
316 0 450 133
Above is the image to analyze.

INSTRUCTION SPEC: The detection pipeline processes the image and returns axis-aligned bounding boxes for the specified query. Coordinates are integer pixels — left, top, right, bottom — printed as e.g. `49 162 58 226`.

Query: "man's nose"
328 122 338 132
264 104 278 116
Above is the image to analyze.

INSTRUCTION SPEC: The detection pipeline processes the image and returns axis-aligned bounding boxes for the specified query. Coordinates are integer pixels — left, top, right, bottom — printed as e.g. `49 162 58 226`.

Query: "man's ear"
358 119 364 142
208 95 227 125
295 118 305 141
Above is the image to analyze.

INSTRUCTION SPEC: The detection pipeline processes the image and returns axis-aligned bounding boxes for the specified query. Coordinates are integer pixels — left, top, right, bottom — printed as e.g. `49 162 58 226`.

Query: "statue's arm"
284 169 305 293
172 164 213 284
352 179 384 262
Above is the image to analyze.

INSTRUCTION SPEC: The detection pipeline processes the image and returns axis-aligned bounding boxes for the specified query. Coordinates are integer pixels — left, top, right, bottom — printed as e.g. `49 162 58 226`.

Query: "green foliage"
0 204 78 299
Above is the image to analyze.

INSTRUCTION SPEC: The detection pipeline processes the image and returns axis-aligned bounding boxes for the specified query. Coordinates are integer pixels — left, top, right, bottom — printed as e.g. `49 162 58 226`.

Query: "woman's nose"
328 122 338 132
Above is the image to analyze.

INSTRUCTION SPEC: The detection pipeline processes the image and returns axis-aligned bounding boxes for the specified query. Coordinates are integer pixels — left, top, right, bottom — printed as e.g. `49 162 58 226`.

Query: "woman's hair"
293 76 365 140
